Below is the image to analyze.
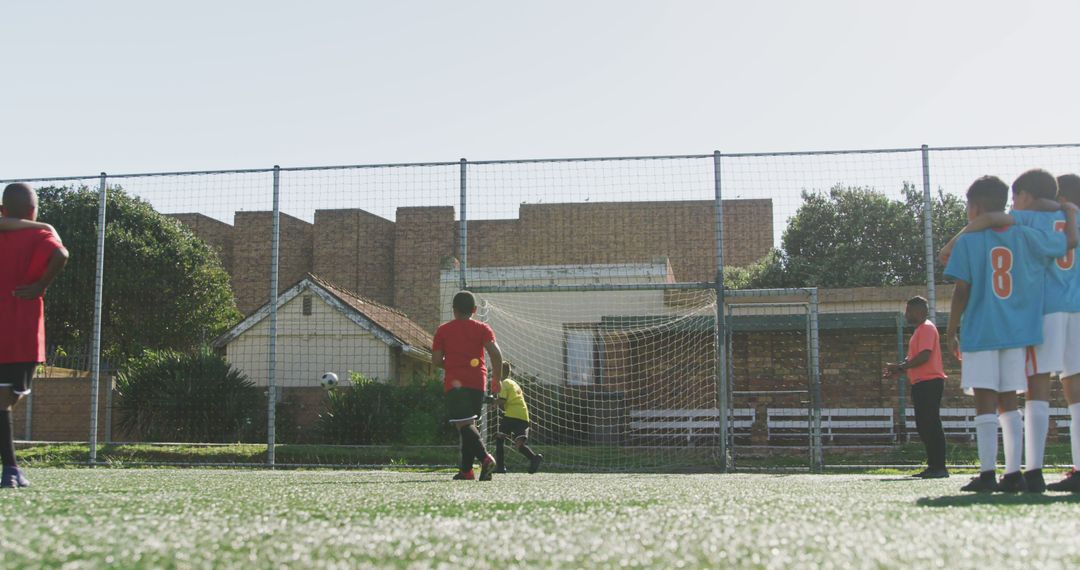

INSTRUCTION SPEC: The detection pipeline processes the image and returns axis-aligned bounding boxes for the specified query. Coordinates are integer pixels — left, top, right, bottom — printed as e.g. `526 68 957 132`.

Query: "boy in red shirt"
0 183 68 488
884 296 948 479
431 291 504 481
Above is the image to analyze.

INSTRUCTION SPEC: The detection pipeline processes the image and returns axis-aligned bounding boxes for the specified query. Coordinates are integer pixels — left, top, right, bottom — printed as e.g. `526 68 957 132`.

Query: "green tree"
745 183 967 288
36 185 241 363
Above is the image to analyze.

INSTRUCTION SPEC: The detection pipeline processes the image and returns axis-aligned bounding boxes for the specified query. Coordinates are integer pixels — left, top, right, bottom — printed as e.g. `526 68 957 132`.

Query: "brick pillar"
394 206 456 332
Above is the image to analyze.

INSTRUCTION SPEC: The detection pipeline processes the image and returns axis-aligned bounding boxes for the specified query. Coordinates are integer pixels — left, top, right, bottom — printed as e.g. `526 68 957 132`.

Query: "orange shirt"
906 320 946 384
432 318 495 392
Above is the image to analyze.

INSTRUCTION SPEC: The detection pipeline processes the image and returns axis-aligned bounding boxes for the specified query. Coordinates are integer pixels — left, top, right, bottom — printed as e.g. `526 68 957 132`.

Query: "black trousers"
911 378 946 470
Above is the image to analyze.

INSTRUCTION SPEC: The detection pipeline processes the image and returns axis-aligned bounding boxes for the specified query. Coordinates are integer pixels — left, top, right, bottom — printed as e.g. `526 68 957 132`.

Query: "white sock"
999 410 1023 474
1070 402 1080 470
1025 400 1050 471
975 413 999 473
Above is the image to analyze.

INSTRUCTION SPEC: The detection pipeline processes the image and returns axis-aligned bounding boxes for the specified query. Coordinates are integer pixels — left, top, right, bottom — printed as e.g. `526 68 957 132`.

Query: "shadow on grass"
917 493 1080 507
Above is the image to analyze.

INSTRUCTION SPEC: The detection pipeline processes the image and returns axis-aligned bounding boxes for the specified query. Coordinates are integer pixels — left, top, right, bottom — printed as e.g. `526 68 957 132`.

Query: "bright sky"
2 1 1077 179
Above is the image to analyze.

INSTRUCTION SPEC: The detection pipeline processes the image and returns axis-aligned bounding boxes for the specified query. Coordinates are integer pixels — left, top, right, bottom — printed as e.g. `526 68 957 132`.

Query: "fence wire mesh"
2 143 1078 471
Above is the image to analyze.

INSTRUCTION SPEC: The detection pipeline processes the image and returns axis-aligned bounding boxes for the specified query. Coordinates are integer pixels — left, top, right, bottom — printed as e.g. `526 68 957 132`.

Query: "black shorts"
0 363 35 396
499 417 530 441
446 388 484 423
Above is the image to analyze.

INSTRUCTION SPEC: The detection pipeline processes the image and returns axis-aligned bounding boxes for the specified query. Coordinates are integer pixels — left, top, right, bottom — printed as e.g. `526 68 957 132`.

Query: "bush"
316 373 455 445
116 348 262 443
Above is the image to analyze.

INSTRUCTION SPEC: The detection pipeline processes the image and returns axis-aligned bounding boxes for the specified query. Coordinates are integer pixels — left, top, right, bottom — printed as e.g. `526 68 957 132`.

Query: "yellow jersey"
498 378 529 422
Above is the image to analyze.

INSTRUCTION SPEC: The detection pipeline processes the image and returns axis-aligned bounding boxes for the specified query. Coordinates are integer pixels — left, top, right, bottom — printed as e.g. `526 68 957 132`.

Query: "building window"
565 327 602 385
302 295 312 316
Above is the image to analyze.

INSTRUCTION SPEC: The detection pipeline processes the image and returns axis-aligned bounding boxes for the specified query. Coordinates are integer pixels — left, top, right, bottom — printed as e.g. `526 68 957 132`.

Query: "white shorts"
961 348 1026 395
1026 312 1067 377
1064 312 1080 378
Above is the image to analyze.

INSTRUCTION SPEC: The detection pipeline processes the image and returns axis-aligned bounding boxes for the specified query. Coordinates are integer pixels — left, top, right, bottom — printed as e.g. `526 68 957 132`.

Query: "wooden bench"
767 408 894 442
628 408 755 445
904 407 978 441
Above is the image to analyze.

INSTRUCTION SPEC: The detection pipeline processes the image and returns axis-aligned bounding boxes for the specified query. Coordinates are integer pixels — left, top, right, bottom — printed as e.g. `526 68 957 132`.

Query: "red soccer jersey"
432 318 495 392
906 320 947 384
0 228 64 364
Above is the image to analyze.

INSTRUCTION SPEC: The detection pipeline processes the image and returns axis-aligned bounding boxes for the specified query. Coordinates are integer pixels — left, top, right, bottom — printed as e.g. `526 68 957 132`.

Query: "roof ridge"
305 272 412 319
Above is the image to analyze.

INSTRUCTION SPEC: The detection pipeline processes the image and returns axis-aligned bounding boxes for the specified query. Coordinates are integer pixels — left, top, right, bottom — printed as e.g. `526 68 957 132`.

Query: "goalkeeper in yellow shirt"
491 362 543 474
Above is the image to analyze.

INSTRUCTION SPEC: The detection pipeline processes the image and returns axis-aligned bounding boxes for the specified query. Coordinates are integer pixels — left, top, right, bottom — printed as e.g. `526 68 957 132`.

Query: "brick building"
172 199 773 330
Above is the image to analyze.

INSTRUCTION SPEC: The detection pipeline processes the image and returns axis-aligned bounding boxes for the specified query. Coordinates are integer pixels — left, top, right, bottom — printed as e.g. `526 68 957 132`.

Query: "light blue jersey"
945 224 1065 352
1011 210 1079 314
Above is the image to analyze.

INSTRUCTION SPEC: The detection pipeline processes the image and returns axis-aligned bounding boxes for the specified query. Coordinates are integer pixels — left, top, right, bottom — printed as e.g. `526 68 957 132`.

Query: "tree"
745 183 967 289
36 185 241 363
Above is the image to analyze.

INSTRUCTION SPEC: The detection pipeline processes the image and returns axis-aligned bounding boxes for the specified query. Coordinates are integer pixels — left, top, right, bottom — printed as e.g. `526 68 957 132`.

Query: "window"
565 328 602 385
302 295 313 316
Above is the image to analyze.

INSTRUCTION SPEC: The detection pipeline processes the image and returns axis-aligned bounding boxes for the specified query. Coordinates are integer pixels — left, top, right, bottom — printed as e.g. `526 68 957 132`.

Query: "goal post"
464 280 821 472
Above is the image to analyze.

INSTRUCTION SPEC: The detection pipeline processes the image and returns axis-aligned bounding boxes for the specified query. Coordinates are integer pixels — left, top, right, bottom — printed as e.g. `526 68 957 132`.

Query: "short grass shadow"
917 493 1080 508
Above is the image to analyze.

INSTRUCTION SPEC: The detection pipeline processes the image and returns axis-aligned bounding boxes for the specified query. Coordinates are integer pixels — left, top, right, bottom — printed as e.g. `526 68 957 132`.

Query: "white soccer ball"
320 372 339 389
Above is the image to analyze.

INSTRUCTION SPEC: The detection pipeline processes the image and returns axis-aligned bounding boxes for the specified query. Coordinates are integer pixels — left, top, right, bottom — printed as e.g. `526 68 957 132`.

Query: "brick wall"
393 206 458 332
12 369 113 442
313 209 396 305
467 200 772 283
169 213 235 274
232 212 314 315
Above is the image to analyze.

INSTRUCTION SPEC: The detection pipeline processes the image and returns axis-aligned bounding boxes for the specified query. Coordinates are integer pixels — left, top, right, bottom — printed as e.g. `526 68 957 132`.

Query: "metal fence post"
89 173 108 465
459 158 468 292
896 314 907 443
808 288 823 473
921 144 937 320
267 166 281 466
713 150 729 472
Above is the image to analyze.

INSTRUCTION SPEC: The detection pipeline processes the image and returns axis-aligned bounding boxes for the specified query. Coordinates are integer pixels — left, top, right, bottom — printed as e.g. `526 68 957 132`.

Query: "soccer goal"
723 288 823 472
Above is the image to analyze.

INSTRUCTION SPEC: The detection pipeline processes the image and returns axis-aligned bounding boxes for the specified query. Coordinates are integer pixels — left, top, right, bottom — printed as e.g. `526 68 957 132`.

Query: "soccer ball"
320 372 339 389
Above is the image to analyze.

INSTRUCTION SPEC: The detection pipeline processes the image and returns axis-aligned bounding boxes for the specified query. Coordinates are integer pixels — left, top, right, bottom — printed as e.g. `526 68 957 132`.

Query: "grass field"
3 468 1080 568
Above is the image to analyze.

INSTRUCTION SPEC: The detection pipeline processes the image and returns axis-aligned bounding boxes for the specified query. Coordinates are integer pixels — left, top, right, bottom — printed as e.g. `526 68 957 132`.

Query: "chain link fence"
3 143 1079 471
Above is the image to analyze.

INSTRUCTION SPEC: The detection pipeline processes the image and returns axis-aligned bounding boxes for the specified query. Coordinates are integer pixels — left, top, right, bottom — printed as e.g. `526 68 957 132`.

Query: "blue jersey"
1011 210 1079 314
944 224 1064 352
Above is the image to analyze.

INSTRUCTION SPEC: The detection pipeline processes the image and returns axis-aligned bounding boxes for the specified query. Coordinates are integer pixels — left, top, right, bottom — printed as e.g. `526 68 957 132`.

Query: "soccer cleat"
1046 469 1080 493
919 468 949 479
0 466 26 489
910 469 929 478
960 470 998 493
998 471 1028 493
452 469 475 481
478 454 496 481
1023 469 1046 494
493 466 509 474
528 454 543 474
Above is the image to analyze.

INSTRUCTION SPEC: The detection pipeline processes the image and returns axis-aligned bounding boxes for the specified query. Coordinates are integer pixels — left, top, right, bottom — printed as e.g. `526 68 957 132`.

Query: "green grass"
3 468 1080 568
17 441 1080 472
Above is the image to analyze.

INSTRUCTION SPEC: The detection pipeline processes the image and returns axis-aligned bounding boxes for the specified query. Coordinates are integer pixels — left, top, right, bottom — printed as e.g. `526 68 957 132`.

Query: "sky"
2 1 1078 180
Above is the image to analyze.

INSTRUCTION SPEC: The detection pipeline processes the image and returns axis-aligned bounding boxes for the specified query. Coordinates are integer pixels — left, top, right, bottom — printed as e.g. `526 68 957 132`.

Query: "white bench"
767 408 894 442
903 408 1074 441
628 408 755 445
904 407 978 441
1052 407 1072 434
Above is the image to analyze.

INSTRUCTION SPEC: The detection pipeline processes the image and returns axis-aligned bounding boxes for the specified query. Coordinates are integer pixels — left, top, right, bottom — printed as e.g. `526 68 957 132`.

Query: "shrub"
116 348 261 443
316 373 455 445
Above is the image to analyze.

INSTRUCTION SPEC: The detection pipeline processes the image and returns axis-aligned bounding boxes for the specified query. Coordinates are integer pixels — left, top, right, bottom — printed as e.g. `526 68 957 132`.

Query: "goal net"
471 282 721 472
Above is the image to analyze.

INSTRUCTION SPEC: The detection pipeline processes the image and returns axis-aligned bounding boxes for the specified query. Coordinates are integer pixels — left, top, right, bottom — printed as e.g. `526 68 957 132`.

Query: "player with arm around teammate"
944 176 1065 493
940 169 1079 492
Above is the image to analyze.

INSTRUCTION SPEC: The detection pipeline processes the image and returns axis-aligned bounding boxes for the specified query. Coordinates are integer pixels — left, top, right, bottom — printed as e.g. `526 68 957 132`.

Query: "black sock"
495 438 505 468
517 444 538 461
0 410 15 468
458 430 472 471
464 424 488 463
